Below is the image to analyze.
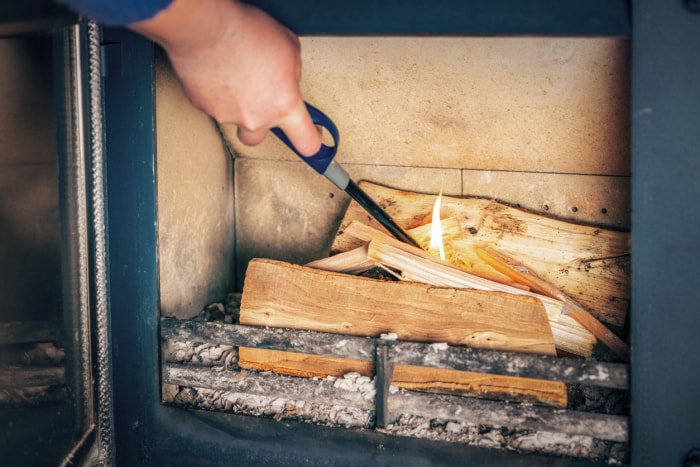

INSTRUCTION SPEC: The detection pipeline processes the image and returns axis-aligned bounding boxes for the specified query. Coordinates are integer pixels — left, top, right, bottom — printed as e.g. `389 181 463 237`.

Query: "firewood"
238 258 569 407
239 260 584 407
361 231 596 358
308 217 519 285
238 349 568 408
305 243 375 274
240 258 556 355
406 216 517 284
476 246 630 361
306 219 595 357
332 182 630 327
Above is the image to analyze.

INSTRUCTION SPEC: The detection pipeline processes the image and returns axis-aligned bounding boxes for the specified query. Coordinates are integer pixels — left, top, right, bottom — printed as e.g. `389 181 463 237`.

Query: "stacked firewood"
237 183 630 408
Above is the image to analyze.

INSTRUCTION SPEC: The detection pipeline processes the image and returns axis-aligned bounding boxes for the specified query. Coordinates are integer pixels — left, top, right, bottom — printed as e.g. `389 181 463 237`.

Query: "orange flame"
429 191 445 261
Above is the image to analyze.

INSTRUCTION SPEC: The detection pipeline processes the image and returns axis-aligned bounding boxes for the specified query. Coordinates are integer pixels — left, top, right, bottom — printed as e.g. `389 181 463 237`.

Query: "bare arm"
130 0 321 155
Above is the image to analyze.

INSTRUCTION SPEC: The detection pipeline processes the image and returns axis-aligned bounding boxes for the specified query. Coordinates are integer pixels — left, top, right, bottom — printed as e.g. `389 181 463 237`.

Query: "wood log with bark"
331 182 630 328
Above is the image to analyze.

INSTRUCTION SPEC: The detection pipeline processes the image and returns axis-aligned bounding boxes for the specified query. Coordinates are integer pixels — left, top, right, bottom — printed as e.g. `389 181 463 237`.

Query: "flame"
429 191 445 261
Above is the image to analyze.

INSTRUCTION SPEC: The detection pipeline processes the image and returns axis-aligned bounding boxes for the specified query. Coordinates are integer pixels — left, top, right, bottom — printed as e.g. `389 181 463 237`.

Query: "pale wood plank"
237 349 567 408
362 236 595 358
332 182 630 327
240 258 556 356
476 246 629 361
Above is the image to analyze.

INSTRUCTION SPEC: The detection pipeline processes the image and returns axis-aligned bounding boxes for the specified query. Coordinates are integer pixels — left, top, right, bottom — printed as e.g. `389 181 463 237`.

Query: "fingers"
273 101 323 156
237 100 323 157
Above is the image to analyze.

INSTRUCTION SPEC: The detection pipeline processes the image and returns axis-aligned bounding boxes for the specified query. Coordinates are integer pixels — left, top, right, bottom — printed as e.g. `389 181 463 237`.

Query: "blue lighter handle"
270 102 339 174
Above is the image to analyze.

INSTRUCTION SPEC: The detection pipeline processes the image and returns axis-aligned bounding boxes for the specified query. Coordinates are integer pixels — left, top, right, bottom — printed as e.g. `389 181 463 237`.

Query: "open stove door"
0 4 103 466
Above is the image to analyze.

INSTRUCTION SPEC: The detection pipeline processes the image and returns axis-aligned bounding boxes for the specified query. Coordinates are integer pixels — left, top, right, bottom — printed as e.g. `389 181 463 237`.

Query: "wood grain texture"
360 235 595 357
240 259 556 355
332 182 630 327
476 246 629 361
237 349 567 408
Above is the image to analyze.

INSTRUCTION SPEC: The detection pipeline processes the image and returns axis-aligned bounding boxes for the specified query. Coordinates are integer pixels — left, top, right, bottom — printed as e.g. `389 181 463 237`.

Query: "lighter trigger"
270 102 339 174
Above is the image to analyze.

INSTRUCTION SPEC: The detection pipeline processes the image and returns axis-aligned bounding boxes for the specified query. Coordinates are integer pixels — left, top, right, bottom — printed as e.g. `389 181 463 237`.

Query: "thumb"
276 104 323 157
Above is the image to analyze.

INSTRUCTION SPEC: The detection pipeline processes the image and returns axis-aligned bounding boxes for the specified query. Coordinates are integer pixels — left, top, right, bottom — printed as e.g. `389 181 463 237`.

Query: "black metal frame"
99 1 700 465
630 1 700 465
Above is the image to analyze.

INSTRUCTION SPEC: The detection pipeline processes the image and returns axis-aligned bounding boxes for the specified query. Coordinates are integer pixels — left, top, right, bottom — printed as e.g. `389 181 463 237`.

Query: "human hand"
130 0 322 156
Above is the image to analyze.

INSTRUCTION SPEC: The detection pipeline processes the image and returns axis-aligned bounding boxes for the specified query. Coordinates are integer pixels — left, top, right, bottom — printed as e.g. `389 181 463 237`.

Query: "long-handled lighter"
271 103 419 248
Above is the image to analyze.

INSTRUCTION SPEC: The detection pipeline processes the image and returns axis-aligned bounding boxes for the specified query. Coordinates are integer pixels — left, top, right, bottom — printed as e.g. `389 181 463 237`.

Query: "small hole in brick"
571 206 578 213
329 193 335 199
601 207 607 214
469 227 478 234
542 204 550 211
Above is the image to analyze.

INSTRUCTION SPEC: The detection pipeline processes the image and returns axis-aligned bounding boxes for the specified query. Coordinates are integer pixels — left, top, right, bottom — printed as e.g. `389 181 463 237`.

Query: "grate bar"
0 366 65 389
161 318 629 389
374 342 396 428
0 320 64 344
162 363 628 443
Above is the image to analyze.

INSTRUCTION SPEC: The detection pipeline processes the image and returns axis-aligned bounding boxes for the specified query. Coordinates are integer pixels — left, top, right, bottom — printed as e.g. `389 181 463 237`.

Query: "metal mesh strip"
87 20 115 467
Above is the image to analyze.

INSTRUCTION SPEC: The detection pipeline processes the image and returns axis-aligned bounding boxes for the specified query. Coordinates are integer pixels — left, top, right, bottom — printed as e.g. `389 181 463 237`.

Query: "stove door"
0 7 103 466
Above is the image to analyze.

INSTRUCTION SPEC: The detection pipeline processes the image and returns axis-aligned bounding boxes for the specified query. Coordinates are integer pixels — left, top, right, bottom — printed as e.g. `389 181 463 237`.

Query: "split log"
476 246 630 361
305 243 375 274
238 258 568 407
367 242 595 357
310 217 515 283
332 182 630 327
240 258 556 355
238 349 567 407
342 220 596 358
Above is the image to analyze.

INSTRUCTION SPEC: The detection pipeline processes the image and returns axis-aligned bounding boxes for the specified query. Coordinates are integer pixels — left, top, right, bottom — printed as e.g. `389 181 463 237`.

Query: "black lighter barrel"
344 180 420 248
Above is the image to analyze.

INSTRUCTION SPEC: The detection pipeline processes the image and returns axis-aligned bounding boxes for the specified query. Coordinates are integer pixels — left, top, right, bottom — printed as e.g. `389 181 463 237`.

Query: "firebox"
2 1 700 466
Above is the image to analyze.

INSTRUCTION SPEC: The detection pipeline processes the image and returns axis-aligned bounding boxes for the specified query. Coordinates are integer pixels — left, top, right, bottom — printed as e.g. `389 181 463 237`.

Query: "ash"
0 342 66 408
380 414 627 463
163 296 628 464
172 373 374 429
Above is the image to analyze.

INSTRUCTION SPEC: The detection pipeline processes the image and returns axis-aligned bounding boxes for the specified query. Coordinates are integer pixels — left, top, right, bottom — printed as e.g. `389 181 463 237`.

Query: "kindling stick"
476 246 630 362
